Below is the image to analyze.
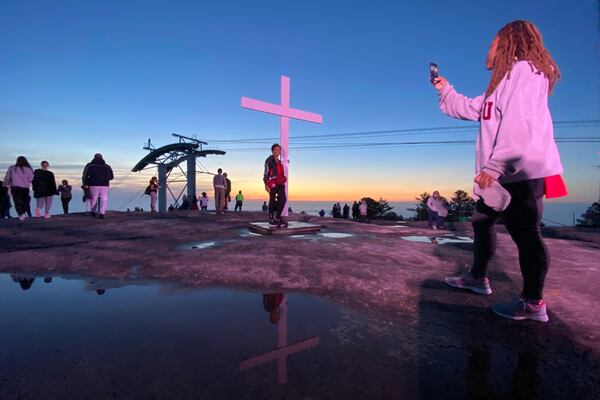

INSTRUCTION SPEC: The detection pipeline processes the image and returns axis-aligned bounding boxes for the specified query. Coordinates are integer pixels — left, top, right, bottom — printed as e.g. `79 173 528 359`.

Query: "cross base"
248 221 322 236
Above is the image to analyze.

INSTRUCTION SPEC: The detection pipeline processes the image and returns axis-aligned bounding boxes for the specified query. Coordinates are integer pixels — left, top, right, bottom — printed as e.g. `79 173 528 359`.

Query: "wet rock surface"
0 211 598 398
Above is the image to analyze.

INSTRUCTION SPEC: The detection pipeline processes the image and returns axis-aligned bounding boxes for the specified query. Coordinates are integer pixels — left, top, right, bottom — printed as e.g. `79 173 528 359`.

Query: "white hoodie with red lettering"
437 60 563 184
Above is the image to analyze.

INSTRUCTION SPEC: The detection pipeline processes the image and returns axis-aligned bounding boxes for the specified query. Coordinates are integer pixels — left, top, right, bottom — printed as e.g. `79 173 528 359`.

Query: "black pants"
11 187 30 216
269 185 286 219
470 178 548 300
235 201 243 211
61 197 71 214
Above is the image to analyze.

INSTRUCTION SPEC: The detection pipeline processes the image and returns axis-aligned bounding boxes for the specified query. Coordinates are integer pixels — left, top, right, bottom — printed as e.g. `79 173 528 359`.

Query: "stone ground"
1 211 599 397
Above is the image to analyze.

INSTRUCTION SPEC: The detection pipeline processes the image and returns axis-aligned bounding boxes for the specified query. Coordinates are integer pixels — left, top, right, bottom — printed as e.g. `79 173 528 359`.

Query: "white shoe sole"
444 278 492 295
491 307 549 322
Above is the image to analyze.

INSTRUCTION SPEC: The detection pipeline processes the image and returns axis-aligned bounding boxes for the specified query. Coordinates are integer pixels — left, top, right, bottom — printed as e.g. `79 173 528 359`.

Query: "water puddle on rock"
0 273 404 398
1 272 595 398
401 234 473 244
289 231 354 240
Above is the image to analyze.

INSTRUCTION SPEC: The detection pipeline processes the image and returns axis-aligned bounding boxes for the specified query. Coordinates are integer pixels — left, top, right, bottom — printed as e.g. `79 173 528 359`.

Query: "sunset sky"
1 0 599 206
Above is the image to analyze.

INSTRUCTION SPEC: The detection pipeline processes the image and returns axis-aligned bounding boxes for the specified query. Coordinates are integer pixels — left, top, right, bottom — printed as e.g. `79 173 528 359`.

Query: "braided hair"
486 20 560 98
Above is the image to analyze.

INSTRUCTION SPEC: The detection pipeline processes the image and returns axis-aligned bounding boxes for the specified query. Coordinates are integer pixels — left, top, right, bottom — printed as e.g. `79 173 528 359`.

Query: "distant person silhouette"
199 192 209 211
57 179 73 214
32 160 57 218
82 153 114 219
147 177 159 212
3 156 34 221
0 180 12 219
235 190 244 211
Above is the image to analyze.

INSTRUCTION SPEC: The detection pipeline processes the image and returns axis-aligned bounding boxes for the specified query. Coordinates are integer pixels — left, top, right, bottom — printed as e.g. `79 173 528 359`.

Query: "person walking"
261 201 268 212
343 203 350 219
235 190 244 212
82 153 114 219
148 177 159 212
32 161 57 218
213 169 226 214
57 180 73 215
352 201 359 220
223 172 232 211
435 20 566 322
199 192 209 211
3 156 34 221
263 143 287 227
427 191 443 230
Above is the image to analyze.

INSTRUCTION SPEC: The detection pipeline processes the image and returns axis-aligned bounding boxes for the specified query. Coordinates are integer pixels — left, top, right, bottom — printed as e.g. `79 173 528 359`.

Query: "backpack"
144 185 151 195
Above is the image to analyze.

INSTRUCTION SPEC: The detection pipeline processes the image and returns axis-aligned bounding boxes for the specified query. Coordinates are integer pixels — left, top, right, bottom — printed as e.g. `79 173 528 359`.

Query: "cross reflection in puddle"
240 293 320 385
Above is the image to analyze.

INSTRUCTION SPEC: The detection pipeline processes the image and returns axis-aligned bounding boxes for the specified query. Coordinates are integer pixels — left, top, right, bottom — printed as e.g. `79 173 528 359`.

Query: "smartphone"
429 62 439 83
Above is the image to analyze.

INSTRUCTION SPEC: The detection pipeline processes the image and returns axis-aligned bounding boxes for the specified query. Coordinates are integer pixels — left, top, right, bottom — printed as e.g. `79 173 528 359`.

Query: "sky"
1 0 599 207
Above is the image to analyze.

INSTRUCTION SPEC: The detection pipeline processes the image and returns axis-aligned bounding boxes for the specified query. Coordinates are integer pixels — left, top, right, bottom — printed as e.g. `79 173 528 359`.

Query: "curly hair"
486 20 560 98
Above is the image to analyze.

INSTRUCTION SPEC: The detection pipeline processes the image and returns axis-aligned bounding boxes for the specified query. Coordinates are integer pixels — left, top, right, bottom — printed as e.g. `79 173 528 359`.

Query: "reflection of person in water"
96 289 106 295
263 293 284 324
11 274 35 290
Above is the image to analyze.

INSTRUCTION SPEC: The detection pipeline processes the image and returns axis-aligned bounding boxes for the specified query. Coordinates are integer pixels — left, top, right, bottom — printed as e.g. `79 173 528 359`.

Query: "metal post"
187 153 196 200
158 164 167 213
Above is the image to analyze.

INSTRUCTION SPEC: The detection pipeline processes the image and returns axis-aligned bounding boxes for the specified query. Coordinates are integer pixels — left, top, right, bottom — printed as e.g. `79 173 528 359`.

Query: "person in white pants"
82 154 114 219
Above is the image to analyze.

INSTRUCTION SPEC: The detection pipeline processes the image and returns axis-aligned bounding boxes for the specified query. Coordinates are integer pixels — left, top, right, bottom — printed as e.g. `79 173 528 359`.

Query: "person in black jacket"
32 161 57 218
263 143 287 227
82 154 114 219
0 181 11 219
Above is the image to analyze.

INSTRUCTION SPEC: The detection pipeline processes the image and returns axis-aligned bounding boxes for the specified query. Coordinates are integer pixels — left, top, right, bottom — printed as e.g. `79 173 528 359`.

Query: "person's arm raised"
433 77 484 122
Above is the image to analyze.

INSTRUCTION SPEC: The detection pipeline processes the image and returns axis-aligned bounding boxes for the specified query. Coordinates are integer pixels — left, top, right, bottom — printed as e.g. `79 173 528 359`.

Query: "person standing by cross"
264 144 287 227
242 75 322 219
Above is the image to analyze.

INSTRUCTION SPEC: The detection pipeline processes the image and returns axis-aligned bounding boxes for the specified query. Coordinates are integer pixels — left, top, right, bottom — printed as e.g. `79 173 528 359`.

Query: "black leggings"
61 197 71 214
470 178 548 300
11 187 30 216
268 185 286 219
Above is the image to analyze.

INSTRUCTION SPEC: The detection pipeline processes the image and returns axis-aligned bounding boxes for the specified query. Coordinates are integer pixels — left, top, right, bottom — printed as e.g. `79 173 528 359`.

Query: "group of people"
326 200 368 220
212 169 245 213
171 192 211 212
1 153 114 220
1 20 570 325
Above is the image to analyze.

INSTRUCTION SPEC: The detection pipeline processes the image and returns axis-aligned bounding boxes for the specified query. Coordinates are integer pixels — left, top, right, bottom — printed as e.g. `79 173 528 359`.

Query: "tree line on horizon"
355 189 476 222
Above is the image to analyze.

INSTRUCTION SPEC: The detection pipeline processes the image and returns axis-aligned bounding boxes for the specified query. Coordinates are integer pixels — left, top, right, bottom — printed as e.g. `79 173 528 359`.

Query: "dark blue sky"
1 0 598 201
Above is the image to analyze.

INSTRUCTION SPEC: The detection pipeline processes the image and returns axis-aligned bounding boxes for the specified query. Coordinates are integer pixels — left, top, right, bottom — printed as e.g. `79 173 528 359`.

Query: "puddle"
0 273 405 398
318 232 353 239
0 272 596 398
401 234 473 244
176 239 238 250
238 229 263 238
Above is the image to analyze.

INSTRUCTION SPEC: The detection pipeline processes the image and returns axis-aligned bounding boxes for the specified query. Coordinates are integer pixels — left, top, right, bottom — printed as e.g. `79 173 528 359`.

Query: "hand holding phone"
429 62 439 84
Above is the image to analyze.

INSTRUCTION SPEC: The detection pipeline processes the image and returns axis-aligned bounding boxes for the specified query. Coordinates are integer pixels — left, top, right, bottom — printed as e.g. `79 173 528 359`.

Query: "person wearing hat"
81 153 114 219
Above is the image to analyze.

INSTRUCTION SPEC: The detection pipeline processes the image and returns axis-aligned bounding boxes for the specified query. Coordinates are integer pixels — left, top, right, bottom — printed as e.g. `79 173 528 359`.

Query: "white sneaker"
44 214 51 219
19 214 26 221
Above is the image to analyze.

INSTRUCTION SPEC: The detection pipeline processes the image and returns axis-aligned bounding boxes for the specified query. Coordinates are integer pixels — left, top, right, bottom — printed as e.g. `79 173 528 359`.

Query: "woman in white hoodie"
434 20 567 322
